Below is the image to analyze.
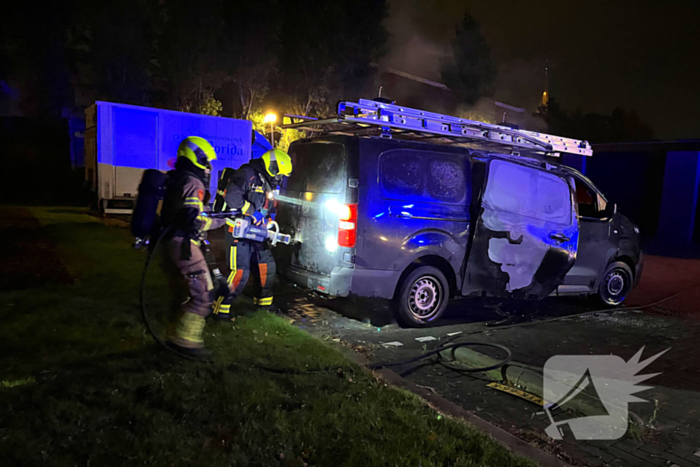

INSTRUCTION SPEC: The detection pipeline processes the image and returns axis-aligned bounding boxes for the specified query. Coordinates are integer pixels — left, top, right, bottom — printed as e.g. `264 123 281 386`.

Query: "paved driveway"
206 226 700 466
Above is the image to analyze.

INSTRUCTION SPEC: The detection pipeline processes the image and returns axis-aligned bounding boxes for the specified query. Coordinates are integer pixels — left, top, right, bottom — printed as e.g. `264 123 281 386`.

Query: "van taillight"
338 204 357 248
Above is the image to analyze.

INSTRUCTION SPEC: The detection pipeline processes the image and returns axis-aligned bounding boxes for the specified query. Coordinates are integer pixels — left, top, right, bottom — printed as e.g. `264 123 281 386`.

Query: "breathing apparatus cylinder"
131 169 168 247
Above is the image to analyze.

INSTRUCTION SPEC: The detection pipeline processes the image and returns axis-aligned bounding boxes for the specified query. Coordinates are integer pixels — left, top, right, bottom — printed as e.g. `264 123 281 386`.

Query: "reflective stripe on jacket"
163 171 225 237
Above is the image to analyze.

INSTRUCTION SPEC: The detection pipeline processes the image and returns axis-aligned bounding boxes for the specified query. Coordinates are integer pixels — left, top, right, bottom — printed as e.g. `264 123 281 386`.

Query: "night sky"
384 0 700 140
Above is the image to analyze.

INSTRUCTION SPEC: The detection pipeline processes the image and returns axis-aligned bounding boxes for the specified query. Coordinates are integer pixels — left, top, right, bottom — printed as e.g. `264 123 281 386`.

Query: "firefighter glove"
251 211 265 225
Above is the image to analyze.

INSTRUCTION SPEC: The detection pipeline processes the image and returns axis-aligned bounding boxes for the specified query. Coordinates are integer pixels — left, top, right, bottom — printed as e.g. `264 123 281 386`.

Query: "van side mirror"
603 202 616 218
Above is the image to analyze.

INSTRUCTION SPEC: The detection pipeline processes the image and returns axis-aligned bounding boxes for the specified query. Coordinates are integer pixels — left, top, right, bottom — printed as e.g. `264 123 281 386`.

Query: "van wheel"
598 261 633 306
394 266 449 327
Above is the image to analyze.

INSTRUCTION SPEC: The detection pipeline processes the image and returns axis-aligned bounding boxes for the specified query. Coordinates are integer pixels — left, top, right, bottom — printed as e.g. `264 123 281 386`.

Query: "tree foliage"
275 0 388 116
1 2 76 116
219 0 280 119
441 12 496 108
2 0 388 125
155 0 229 112
3 1 656 146
85 0 160 106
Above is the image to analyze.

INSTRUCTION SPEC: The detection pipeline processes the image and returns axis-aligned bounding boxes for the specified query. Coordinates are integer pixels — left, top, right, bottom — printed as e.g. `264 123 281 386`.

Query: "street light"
264 113 277 148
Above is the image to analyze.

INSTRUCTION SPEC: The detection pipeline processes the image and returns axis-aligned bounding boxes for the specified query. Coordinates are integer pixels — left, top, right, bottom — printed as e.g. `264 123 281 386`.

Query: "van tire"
393 266 449 328
598 261 633 306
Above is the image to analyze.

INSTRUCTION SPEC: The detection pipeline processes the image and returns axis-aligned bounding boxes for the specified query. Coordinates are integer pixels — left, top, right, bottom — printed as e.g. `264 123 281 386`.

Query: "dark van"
275 134 642 327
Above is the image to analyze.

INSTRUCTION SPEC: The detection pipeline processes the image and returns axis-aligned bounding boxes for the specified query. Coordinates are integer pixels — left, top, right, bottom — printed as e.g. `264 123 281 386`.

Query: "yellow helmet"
262 149 293 179
177 136 217 170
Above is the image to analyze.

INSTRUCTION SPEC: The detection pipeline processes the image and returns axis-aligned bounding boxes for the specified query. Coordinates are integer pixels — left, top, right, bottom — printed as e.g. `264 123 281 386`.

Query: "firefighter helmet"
261 149 292 179
177 136 217 171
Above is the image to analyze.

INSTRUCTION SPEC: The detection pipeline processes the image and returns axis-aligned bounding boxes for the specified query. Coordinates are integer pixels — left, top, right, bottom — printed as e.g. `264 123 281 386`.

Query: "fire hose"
141 213 693 376
139 219 514 373
139 212 294 361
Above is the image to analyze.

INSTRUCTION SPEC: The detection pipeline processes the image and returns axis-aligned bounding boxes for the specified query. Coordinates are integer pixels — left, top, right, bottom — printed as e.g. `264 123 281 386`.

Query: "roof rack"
281 98 592 157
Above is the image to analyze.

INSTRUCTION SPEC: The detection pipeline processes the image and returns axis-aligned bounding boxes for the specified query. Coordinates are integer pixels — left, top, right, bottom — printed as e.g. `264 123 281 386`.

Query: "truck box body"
85 101 252 213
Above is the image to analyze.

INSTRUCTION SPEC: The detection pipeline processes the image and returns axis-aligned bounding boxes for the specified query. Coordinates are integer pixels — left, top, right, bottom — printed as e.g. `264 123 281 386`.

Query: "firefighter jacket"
161 162 225 250
221 159 277 224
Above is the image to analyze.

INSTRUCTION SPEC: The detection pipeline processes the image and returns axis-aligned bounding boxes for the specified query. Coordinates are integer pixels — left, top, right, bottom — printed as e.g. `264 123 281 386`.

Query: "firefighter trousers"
213 231 276 318
168 237 214 349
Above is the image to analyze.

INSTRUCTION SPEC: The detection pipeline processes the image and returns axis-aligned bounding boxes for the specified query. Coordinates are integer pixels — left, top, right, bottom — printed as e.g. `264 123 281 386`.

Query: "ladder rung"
281 99 593 157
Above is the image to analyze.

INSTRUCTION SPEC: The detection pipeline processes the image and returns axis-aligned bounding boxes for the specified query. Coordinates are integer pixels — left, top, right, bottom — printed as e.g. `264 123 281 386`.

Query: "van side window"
428 159 467 202
574 177 607 218
380 152 424 198
379 150 470 204
484 160 572 225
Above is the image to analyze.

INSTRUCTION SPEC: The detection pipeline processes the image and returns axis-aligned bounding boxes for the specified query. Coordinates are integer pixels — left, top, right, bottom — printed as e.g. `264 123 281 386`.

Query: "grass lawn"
0 207 536 466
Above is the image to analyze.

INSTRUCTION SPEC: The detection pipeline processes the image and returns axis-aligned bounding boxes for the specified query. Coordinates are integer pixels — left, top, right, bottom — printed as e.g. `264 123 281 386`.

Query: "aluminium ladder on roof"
281 98 593 157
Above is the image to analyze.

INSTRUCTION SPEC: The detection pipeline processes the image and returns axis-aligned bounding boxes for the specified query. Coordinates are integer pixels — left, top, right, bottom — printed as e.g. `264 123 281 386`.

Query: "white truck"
84 102 253 214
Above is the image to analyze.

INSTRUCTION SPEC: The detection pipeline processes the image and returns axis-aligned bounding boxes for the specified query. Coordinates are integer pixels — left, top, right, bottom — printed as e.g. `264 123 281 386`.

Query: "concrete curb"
342 349 573 467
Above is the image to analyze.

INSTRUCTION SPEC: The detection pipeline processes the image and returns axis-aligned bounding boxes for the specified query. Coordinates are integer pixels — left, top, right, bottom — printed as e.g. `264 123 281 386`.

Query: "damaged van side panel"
462 158 579 298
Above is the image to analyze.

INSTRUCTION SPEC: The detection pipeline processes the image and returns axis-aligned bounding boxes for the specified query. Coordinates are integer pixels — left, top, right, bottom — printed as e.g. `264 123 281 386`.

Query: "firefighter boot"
168 312 211 359
212 292 233 321
166 341 213 360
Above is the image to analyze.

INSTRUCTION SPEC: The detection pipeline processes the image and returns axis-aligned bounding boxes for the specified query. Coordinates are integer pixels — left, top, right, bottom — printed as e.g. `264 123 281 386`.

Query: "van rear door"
276 140 353 281
462 158 579 298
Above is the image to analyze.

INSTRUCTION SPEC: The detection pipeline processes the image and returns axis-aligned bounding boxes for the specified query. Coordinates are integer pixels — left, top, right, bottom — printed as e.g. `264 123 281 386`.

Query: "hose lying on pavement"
142 232 514 374
368 342 512 373
366 287 700 373
141 232 512 374
143 227 698 377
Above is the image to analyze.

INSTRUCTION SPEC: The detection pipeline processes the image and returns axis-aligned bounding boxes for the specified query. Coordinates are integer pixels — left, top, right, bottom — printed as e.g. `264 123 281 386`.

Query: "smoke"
381 1 453 83
454 97 547 132
376 3 452 112
381 1 549 131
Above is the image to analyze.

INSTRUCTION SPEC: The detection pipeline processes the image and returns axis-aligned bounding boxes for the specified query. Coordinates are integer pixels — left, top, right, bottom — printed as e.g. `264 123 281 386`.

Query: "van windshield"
286 143 346 193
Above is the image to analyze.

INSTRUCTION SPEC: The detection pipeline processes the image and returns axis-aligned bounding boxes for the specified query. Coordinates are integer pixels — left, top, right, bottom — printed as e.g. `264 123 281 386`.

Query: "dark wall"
585 151 666 240
695 186 700 244
0 117 86 204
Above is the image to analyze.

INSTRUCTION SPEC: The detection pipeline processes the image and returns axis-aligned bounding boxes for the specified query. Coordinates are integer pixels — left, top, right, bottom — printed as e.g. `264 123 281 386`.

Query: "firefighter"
160 136 226 358
213 149 292 319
